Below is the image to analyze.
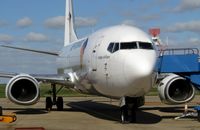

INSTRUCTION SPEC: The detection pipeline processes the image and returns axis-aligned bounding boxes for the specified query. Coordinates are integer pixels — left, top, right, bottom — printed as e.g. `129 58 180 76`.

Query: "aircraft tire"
0 106 2 116
130 106 137 123
46 97 53 111
197 111 200 122
121 105 129 124
56 97 64 111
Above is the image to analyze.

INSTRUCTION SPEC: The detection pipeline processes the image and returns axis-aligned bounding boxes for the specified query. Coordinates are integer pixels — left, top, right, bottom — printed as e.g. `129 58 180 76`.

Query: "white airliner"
0 0 196 123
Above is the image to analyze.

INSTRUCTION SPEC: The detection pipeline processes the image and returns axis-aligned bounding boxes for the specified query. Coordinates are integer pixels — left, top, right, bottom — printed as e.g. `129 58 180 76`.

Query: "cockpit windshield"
120 42 137 49
107 41 154 53
138 42 154 50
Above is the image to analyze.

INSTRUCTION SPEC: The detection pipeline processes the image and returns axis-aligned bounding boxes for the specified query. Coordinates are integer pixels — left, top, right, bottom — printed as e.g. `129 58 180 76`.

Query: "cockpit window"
120 42 137 49
107 41 153 53
107 43 114 53
107 43 119 53
113 43 119 53
139 42 153 50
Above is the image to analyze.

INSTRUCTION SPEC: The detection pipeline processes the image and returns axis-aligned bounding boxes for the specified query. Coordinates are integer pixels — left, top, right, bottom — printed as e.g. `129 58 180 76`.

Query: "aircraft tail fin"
64 0 78 46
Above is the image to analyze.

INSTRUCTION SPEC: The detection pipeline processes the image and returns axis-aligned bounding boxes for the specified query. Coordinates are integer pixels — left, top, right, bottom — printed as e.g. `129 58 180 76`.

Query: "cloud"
75 17 97 28
160 36 200 48
188 37 200 45
121 20 136 26
155 0 168 4
0 20 8 27
120 10 135 18
173 0 200 12
141 14 160 22
17 17 32 28
0 34 13 42
44 16 98 29
44 16 65 29
167 20 200 33
24 32 48 42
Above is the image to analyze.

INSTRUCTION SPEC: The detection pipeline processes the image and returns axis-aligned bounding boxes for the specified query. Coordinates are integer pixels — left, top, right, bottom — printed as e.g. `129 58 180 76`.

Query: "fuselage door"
91 46 97 71
91 38 103 71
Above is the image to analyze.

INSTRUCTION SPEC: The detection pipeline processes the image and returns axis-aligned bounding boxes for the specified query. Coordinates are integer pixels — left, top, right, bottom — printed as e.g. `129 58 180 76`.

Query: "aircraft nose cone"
124 50 156 81
132 57 153 77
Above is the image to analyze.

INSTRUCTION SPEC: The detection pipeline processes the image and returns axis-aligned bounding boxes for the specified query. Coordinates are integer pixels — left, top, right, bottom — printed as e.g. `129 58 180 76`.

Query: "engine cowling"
158 74 195 104
5 74 40 105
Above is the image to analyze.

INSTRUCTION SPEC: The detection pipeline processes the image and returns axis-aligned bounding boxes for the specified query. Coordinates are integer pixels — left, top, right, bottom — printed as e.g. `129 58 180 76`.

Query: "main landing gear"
120 97 145 123
45 84 64 111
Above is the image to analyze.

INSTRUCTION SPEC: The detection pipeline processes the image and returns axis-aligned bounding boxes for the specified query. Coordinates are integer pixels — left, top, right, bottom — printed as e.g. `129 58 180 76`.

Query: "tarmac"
0 96 200 130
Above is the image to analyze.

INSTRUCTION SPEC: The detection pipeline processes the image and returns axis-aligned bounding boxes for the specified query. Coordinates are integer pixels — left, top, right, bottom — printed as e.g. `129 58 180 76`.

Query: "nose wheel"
120 97 144 124
45 84 64 111
121 104 137 123
121 105 128 123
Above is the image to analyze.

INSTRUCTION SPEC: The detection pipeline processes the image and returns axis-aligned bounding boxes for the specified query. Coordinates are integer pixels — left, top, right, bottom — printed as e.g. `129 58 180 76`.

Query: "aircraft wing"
32 74 73 86
0 44 59 56
0 72 74 86
0 72 18 78
0 44 74 86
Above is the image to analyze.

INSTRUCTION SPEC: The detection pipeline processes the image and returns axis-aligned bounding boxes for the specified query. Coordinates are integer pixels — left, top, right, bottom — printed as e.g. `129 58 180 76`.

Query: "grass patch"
0 84 5 98
147 87 158 96
0 84 159 98
40 84 89 97
1 83 199 100
0 84 89 98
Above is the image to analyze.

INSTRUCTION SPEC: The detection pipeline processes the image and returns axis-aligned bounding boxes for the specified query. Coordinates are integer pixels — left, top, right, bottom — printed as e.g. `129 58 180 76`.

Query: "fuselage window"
139 42 153 50
120 42 137 49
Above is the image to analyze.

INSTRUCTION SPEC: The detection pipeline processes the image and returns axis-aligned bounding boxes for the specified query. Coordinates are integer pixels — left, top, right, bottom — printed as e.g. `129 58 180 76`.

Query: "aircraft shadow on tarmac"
3 102 195 122
141 106 196 119
14 109 48 115
67 101 162 124
141 106 194 113
3 108 48 115
159 106 194 113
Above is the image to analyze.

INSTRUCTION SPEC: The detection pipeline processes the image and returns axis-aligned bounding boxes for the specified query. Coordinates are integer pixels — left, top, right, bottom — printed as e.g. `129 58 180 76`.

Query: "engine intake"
6 74 40 105
158 74 195 104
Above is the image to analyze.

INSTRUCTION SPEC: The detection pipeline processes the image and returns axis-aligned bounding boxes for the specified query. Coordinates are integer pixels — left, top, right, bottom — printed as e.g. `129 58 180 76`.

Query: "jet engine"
158 74 195 104
5 74 40 105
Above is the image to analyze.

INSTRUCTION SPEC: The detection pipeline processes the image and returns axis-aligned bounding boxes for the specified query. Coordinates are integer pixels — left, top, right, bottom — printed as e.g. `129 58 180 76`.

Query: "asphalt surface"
0 96 200 130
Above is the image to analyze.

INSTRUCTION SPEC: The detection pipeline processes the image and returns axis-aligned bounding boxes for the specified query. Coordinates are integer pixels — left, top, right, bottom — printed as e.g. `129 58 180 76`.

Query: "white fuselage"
57 25 157 99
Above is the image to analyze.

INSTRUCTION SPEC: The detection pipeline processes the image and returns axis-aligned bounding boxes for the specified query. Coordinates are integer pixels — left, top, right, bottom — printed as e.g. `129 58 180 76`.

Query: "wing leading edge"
0 72 74 86
0 45 59 56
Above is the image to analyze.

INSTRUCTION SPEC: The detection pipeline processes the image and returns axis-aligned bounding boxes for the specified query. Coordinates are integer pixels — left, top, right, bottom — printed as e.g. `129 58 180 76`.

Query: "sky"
0 0 200 82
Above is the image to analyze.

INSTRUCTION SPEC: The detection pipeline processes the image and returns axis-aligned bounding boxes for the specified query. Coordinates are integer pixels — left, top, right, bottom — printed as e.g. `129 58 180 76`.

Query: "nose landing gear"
120 96 144 123
121 105 137 123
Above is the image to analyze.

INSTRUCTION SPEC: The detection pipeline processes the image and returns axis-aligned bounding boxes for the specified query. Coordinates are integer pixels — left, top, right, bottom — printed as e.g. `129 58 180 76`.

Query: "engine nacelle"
5 74 40 105
158 74 195 104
